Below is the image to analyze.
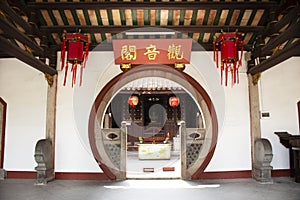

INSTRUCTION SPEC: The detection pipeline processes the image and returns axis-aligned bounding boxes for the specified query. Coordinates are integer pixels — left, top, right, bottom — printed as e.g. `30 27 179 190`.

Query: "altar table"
138 144 171 160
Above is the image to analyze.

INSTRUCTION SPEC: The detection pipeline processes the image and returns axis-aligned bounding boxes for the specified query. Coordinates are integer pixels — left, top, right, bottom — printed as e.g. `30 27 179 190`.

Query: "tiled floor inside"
126 150 181 179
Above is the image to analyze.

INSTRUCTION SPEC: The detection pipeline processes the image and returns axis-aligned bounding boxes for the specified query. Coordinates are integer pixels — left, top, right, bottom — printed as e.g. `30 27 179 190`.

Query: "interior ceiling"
0 0 299 76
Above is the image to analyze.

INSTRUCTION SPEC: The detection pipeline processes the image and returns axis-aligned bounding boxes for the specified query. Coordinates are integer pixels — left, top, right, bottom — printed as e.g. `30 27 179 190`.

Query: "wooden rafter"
248 39 300 75
0 35 56 75
0 1 31 33
248 2 300 75
1 0 298 77
0 15 44 55
263 6 300 38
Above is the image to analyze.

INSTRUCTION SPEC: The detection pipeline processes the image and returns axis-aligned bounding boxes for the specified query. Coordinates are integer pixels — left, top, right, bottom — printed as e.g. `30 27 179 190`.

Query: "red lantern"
61 33 90 87
213 32 244 86
128 96 139 108
169 96 180 108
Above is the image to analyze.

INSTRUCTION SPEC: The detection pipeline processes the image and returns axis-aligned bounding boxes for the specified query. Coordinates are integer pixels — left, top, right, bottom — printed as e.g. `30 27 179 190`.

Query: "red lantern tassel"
224 62 229 86
71 63 77 87
213 42 218 67
216 48 219 69
236 67 239 85
220 62 224 85
63 63 68 86
82 42 90 69
61 37 67 70
233 62 237 86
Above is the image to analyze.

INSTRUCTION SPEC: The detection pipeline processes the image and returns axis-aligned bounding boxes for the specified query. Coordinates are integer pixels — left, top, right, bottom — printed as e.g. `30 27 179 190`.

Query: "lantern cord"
63 63 68 86
232 63 236 86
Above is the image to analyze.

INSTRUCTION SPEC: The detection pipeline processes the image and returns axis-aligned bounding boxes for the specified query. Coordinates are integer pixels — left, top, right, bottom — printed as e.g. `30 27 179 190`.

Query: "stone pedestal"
34 139 54 185
0 168 6 180
253 138 273 183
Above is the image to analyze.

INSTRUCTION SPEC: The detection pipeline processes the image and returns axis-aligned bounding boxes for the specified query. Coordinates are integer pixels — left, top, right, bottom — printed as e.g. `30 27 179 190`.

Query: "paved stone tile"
0 178 299 200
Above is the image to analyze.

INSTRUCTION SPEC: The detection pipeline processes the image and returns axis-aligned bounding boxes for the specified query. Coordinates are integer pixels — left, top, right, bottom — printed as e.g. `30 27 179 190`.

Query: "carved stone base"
253 165 273 183
253 138 273 184
0 169 6 180
34 139 54 185
35 168 54 185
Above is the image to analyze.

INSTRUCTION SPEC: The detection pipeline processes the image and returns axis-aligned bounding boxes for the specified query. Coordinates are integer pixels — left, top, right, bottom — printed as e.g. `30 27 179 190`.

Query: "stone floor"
0 178 299 200
126 150 181 179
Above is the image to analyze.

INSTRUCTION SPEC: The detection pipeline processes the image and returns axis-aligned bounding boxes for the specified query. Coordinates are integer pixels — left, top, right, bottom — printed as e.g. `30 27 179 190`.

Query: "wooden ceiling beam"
248 39 300 75
263 5 300 38
0 35 57 75
262 19 300 52
252 19 300 58
27 1 279 10
40 25 264 34
1 0 44 39
0 1 32 33
0 15 44 56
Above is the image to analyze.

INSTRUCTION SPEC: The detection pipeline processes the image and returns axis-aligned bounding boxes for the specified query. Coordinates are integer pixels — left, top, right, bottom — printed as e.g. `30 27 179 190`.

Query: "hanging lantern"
169 96 180 108
213 31 244 86
61 32 90 87
128 96 139 108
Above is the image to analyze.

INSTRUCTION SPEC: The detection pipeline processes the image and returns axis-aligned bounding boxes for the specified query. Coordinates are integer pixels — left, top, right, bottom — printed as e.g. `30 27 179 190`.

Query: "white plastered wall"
0 59 47 171
0 53 299 173
259 57 300 169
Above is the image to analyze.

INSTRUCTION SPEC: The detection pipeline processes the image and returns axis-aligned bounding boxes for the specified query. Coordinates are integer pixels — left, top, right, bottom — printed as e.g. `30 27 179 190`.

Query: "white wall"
260 57 300 169
54 52 118 172
1 54 299 173
0 59 47 171
205 73 252 171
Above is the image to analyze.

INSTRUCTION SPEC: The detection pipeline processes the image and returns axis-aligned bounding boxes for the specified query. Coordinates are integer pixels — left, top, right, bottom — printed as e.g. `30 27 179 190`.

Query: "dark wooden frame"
0 97 7 168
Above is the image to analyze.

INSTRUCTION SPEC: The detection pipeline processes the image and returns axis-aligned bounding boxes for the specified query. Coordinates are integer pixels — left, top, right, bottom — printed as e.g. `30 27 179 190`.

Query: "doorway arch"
88 65 218 180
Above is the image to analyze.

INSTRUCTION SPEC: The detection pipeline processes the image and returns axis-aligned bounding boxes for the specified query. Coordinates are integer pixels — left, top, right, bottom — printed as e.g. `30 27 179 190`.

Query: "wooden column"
45 74 57 179
248 73 262 177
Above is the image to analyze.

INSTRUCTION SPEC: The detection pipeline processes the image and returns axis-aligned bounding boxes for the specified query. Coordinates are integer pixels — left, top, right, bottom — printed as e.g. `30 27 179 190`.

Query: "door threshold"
126 177 181 180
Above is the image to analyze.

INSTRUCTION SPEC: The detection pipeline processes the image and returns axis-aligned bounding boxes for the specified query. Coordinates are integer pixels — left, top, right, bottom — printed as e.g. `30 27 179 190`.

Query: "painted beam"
27 2 279 10
0 36 57 75
40 25 264 34
49 42 252 52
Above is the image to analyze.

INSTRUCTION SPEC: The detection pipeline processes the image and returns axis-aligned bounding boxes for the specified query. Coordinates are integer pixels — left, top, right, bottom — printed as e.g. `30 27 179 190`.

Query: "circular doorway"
88 64 218 180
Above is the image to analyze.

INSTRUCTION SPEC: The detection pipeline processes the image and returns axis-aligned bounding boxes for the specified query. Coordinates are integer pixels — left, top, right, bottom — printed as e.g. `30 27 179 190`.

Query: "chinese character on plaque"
121 45 137 61
168 44 184 60
144 44 160 60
